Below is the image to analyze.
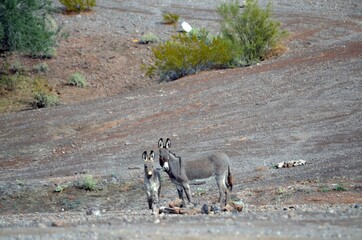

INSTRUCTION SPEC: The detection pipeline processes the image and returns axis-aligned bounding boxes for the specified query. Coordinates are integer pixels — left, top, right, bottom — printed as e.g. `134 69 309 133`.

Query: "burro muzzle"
158 138 233 206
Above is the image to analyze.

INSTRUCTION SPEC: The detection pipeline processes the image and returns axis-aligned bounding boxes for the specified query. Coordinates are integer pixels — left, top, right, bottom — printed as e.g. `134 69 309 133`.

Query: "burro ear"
142 151 147 161
158 138 164 148
150 150 155 160
165 138 171 149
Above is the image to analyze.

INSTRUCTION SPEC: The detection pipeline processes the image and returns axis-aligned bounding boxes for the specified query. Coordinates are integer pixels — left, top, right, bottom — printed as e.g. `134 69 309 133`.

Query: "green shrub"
10 61 24 74
162 13 180 25
33 47 58 59
139 33 159 44
68 73 87 87
0 75 20 93
59 0 96 12
33 62 49 73
0 0 57 57
147 33 235 81
187 28 211 42
333 184 346 191
218 0 288 65
54 184 68 193
31 92 60 108
81 175 97 191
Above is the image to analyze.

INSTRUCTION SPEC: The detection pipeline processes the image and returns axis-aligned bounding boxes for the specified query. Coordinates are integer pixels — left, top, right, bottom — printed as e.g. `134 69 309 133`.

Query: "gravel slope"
0 0 362 239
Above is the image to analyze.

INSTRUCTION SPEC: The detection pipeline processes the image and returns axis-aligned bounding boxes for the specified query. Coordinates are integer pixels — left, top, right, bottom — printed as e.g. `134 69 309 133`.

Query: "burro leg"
215 174 227 206
152 190 159 215
176 184 187 207
182 182 193 205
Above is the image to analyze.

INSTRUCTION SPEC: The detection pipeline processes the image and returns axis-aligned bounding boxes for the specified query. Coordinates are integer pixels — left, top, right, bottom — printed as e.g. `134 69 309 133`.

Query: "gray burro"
142 150 161 215
158 138 233 207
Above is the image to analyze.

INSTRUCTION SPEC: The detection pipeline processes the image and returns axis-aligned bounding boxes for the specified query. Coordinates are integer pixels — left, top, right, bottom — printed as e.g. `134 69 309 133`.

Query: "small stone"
211 205 221 213
51 221 65 227
229 201 243 212
201 204 209 214
169 198 183 208
223 204 234 212
277 162 284 168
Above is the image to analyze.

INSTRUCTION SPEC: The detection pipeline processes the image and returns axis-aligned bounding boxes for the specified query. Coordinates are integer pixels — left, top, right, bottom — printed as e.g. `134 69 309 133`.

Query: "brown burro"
142 150 161 215
158 138 233 207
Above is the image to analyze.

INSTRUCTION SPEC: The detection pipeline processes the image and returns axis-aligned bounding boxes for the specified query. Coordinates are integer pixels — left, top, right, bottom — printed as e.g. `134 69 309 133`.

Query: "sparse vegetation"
30 77 59 108
276 186 287 195
16 179 25 186
187 28 212 43
0 74 20 93
68 73 87 88
333 184 347 191
162 12 180 25
31 92 60 108
194 187 206 196
61 198 81 210
120 180 142 192
319 183 347 192
59 0 96 12
54 184 68 193
0 62 59 112
139 33 160 44
35 47 58 59
80 175 98 191
33 62 49 73
10 61 24 74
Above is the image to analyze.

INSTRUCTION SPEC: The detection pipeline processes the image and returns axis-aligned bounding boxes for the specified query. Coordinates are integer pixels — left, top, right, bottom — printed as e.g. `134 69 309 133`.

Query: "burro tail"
227 165 233 192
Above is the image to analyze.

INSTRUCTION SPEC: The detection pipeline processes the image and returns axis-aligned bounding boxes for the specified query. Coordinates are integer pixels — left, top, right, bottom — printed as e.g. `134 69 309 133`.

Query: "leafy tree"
0 0 57 57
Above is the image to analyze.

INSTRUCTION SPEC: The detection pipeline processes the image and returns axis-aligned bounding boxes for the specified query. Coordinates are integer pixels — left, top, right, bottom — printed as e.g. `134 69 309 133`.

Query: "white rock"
181 21 192 33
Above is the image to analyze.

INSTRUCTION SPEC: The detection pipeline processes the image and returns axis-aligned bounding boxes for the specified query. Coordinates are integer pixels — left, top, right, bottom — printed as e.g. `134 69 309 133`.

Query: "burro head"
142 150 155 178
158 138 171 171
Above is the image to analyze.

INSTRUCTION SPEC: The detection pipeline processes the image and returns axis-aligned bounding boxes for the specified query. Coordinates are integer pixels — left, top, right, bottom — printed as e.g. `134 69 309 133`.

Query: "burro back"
142 150 161 215
158 138 233 206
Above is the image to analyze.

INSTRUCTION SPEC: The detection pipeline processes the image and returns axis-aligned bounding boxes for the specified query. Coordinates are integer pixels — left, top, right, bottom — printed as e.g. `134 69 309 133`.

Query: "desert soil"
0 0 362 239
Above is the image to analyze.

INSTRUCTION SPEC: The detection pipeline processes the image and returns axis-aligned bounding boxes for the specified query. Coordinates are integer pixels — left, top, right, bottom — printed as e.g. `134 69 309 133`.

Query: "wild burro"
142 150 161 215
158 138 233 207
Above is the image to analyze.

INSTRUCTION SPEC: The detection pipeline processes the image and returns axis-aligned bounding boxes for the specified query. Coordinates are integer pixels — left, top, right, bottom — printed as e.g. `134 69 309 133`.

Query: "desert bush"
0 74 20 93
162 12 180 25
80 175 97 191
139 33 159 44
54 184 68 193
31 92 59 108
68 72 87 87
0 0 57 57
333 184 346 191
218 0 288 66
59 0 96 12
33 62 49 73
10 61 24 74
147 33 235 81
187 28 212 43
31 77 58 108
34 47 58 59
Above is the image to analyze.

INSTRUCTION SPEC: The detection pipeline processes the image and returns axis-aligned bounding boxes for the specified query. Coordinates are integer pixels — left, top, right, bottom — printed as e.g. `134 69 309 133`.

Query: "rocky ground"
0 0 362 239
